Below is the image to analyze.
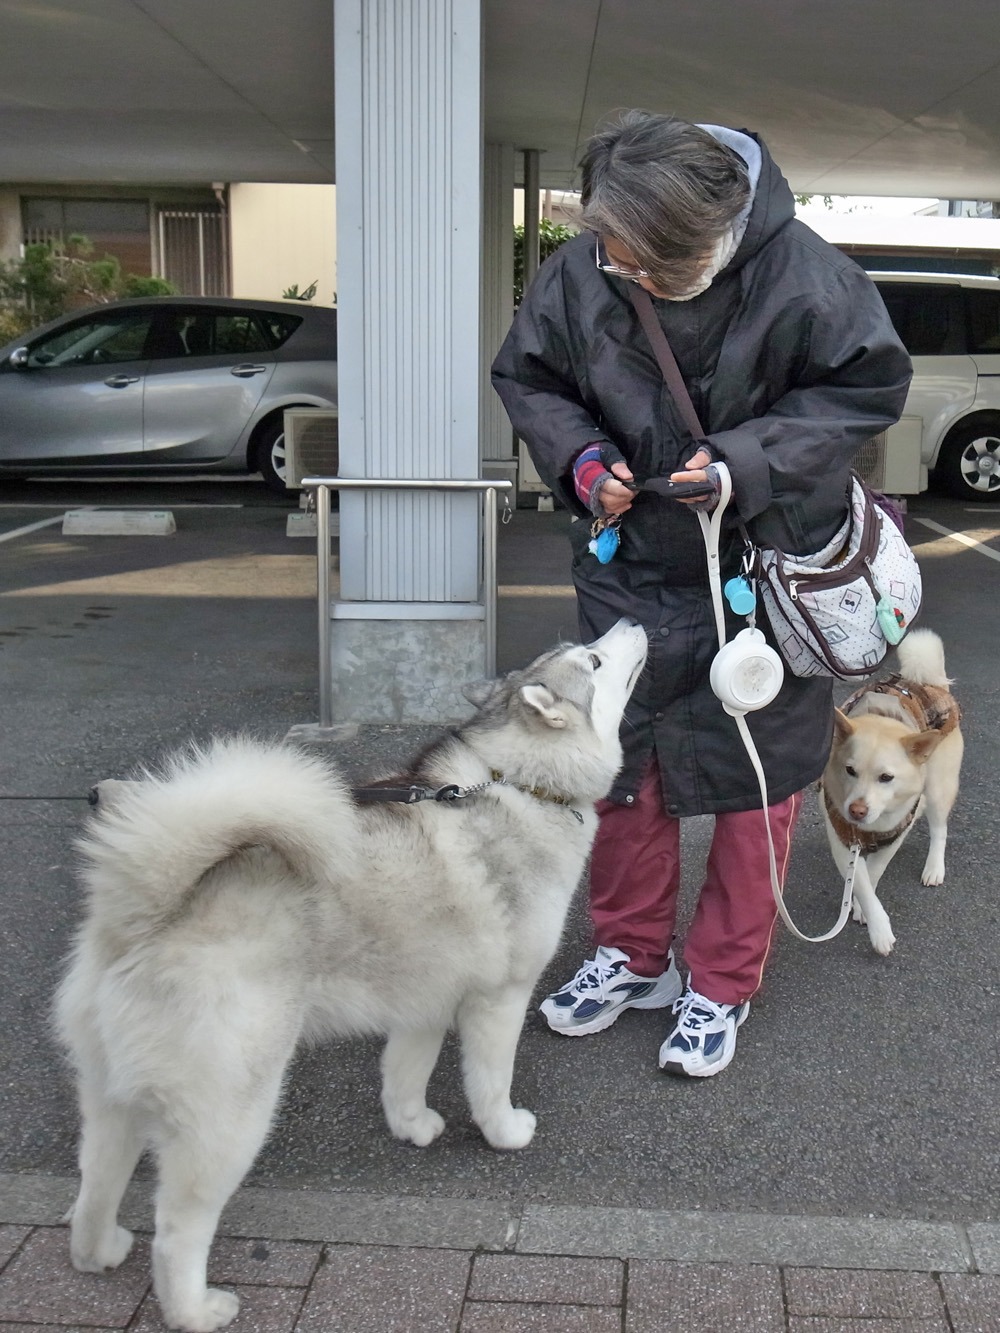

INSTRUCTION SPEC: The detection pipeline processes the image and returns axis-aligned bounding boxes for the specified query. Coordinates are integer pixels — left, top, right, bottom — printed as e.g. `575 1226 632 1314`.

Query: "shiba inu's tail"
896 628 951 688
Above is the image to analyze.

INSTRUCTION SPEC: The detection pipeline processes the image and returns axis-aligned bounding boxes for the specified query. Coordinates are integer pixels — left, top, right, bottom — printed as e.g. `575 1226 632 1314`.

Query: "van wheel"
253 418 290 495
936 423 1000 501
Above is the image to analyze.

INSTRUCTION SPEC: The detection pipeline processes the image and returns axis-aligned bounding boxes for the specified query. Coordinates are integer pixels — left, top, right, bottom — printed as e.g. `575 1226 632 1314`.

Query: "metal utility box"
855 416 925 494
283 408 339 489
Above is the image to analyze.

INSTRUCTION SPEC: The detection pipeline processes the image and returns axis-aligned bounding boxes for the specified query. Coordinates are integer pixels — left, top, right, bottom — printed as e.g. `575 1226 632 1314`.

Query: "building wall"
0 183 221 282
228 183 337 304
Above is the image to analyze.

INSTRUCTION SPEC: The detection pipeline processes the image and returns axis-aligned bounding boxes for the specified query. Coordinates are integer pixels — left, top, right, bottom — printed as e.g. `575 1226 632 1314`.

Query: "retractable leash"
699 464 857 943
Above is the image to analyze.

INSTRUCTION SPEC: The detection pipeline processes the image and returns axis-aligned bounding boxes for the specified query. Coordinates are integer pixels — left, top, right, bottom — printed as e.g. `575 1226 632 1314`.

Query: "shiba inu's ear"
902 728 943 764
519 683 568 729
833 708 855 743
463 679 498 708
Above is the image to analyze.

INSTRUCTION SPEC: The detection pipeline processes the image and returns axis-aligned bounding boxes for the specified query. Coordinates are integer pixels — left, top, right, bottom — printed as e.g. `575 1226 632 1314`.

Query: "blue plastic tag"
724 575 756 617
589 525 621 564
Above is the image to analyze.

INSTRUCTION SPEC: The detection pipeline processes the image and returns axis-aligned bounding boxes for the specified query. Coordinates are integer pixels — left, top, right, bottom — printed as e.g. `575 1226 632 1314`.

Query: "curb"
3 1173 997 1275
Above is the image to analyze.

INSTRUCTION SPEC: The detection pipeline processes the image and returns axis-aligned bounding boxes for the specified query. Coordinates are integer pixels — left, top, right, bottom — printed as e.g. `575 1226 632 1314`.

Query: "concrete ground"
1 475 998 1331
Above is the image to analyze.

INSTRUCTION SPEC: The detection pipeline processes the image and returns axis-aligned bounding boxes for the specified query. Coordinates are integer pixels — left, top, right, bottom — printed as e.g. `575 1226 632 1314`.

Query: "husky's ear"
519 683 568 729
833 708 855 743
463 679 498 709
902 728 943 764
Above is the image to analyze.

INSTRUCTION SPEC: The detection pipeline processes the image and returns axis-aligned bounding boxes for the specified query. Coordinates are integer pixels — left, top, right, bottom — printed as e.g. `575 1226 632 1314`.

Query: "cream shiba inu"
820 628 963 956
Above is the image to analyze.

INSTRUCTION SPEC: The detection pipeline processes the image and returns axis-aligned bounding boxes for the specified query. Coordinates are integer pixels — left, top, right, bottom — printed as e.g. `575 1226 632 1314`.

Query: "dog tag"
876 595 906 645
589 524 620 564
724 575 756 617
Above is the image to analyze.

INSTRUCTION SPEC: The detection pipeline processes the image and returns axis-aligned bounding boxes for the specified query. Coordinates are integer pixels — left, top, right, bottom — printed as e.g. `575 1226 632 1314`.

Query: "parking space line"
913 516 1000 564
0 514 68 543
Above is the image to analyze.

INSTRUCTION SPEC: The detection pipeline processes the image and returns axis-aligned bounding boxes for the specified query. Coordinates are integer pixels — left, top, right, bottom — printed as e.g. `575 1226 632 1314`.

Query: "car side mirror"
8 346 29 369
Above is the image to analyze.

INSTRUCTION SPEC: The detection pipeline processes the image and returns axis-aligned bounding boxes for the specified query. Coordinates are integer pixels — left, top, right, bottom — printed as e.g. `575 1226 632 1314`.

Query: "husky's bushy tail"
76 738 357 942
896 627 952 688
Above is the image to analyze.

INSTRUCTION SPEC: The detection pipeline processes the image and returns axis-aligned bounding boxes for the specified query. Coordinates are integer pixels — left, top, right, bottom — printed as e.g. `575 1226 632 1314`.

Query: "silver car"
0 296 337 492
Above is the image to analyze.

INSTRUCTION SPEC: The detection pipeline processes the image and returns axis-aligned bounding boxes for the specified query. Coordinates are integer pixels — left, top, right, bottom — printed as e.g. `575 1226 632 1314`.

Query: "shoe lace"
671 990 726 1034
567 954 620 997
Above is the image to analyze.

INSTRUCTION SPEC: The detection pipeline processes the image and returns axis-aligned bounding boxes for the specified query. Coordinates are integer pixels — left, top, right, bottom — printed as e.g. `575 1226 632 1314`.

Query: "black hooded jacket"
492 132 912 816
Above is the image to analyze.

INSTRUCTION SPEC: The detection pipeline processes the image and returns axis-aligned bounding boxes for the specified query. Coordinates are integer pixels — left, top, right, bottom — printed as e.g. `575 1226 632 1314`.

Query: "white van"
870 272 1000 502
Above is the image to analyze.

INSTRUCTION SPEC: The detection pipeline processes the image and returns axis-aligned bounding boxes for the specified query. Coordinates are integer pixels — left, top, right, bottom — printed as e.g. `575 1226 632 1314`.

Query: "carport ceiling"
2 0 1000 198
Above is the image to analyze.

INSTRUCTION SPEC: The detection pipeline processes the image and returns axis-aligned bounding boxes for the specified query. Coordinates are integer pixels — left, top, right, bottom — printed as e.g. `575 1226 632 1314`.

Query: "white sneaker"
539 945 683 1036
658 987 750 1077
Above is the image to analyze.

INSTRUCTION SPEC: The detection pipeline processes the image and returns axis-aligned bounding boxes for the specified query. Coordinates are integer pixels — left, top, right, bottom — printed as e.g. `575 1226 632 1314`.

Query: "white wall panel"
335 0 482 603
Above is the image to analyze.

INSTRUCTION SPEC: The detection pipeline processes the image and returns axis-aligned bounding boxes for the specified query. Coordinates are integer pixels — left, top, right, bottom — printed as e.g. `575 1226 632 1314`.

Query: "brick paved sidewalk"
3 1222 1000 1332
3 1176 1000 1333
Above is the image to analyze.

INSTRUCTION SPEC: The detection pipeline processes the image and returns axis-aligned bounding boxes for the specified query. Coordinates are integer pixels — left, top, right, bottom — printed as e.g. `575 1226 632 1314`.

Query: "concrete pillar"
480 142 516 487
522 149 541 292
331 0 485 723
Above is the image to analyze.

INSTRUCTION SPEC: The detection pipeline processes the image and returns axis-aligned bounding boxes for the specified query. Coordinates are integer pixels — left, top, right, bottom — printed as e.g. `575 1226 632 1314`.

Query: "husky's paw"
481 1107 537 1151
867 918 896 956
921 857 945 887
71 1225 134 1272
163 1287 239 1332
386 1107 446 1147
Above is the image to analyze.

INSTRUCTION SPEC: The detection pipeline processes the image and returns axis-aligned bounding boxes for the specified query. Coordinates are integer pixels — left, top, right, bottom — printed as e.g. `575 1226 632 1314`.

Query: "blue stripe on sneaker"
610 980 654 1000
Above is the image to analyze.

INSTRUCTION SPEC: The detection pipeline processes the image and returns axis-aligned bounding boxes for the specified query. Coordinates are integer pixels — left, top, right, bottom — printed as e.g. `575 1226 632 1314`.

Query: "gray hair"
580 111 750 288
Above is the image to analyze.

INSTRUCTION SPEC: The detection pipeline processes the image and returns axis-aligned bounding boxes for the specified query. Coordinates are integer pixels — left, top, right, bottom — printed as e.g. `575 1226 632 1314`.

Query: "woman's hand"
669 447 718 506
598 461 637 516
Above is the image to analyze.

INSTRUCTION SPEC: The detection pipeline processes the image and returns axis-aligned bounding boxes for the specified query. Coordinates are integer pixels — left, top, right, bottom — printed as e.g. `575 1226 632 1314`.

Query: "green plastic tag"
876 595 906 645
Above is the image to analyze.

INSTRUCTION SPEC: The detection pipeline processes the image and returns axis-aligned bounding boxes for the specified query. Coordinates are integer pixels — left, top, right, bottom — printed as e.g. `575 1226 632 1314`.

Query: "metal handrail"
301 477 514 728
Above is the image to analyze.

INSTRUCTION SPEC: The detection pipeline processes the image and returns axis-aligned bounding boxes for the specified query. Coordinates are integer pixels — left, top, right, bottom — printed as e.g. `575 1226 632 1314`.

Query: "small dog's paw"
386 1107 446 1147
921 858 945 887
481 1107 536 1151
852 897 867 926
163 1287 239 1332
71 1226 134 1272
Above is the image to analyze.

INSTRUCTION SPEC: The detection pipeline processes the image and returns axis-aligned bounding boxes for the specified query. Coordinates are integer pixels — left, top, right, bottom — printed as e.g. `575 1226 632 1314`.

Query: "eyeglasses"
594 237 650 280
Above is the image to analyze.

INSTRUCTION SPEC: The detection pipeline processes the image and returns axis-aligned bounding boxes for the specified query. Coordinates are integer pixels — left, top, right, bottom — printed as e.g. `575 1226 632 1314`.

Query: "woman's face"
601 235 716 301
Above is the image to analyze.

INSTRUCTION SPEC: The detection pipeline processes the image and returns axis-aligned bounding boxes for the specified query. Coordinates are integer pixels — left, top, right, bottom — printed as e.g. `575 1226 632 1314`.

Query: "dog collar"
352 772 584 823
488 769 584 822
823 787 920 856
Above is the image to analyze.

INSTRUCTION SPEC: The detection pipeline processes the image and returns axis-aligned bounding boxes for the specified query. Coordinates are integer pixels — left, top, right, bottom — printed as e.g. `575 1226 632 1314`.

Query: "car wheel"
254 417 291 495
936 423 1000 501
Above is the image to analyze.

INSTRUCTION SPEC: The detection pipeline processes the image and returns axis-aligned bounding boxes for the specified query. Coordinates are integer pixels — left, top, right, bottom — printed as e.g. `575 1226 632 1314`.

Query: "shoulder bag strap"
627 284 706 440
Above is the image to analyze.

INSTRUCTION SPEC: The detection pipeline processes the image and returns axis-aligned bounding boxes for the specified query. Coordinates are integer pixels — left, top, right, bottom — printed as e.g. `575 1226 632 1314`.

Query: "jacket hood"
722 131 797 273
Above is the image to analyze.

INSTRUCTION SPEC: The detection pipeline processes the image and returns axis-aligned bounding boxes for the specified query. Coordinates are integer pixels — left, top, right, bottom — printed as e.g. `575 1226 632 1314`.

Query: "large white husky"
55 620 647 1332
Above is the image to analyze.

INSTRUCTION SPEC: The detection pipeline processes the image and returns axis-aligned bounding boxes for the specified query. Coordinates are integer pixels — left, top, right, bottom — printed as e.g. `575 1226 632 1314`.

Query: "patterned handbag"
752 473 922 678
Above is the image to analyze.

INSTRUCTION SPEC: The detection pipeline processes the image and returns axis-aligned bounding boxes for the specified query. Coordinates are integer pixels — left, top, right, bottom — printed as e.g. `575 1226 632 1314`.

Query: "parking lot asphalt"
1 476 998 1240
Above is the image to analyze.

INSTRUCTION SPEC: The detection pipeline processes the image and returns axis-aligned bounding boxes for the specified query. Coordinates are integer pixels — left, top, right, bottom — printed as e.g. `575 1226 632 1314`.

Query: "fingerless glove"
572 441 628 516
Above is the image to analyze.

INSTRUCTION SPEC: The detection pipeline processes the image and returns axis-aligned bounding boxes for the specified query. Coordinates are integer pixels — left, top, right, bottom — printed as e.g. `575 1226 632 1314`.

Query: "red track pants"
590 760 803 1005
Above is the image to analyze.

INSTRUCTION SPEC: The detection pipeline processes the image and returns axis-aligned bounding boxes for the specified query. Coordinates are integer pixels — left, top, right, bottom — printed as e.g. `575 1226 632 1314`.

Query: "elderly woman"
492 111 911 1077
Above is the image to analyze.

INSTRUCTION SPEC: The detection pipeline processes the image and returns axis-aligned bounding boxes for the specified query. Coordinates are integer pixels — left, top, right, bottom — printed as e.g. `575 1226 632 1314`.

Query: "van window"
965 290 1000 353
876 283 960 356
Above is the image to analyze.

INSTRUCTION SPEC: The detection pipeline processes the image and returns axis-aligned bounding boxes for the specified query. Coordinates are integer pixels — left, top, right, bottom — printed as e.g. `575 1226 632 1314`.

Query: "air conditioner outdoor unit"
854 416 924 495
282 408 339 489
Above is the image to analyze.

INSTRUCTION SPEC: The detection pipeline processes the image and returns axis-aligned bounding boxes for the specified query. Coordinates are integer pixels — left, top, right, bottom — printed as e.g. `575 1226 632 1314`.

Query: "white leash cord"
697 466 858 944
